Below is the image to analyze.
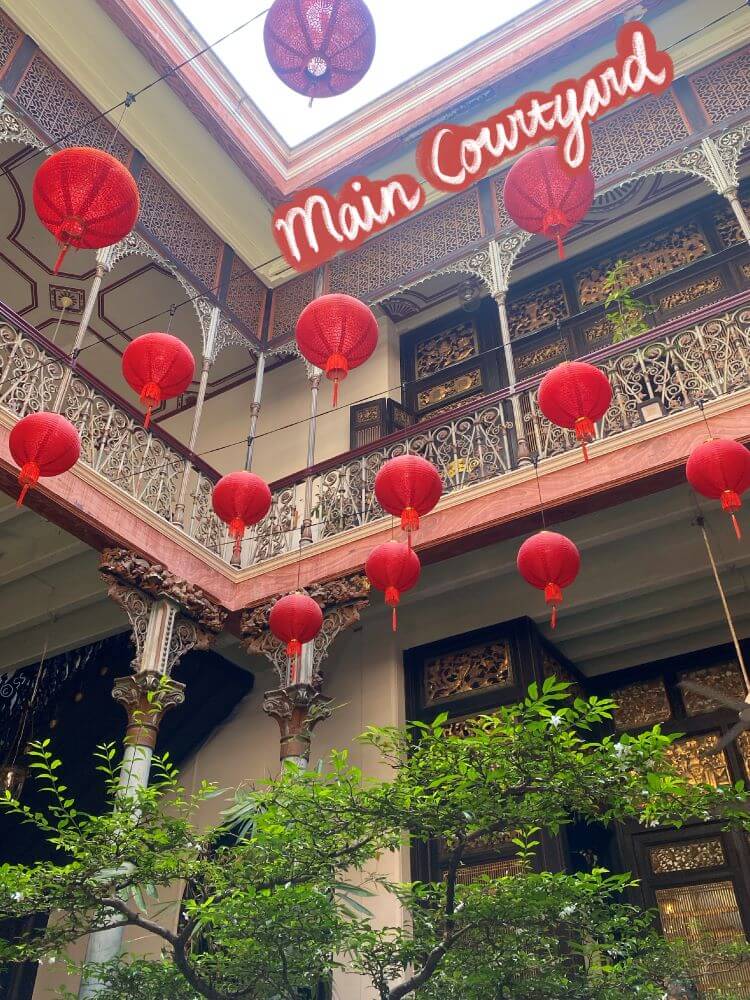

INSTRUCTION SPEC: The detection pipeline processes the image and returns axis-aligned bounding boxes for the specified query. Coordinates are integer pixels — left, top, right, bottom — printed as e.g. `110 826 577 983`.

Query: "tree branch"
387 924 476 1000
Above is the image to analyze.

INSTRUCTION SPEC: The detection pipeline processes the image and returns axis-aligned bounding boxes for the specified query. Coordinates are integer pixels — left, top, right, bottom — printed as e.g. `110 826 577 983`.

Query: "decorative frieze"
14 53 130 161
679 663 746 715
414 320 478 378
650 838 726 874
417 368 482 412
100 548 226 633
690 49 750 126
424 640 512 705
576 221 710 307
0 11 20 71
507 281 568 339
224 254 266 336
611 678 671 730
269 270 317 341
658 274 725 314
136 165 223 292
664 733 730 787
589 92 689 180
327 189 483 298
514 338 568 374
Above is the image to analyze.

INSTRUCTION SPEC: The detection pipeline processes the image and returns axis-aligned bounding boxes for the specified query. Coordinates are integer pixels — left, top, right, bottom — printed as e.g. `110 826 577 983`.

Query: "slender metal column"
244 350 266 471
78 600 185 998
299 367 321 546
53 246 113 413
492 288 530 464
727 190 750 245
700 137 750 247
174 306 220 527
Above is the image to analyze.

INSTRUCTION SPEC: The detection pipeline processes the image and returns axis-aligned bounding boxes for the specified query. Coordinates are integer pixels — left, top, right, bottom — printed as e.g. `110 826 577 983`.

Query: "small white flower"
548 714 563 727
559 904 577 918
613 743 629 758
12 891 23 902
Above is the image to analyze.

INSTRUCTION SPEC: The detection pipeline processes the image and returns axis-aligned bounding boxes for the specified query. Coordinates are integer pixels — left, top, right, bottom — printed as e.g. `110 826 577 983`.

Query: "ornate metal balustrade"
0 296 749 569
0 311 218 546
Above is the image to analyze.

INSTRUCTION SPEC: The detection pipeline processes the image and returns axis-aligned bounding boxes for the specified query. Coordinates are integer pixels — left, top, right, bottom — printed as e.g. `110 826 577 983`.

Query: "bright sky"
174 0 542 145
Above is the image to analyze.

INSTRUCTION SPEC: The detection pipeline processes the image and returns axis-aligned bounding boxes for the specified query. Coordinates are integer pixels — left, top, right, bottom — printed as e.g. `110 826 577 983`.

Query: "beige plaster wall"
162 314 400 484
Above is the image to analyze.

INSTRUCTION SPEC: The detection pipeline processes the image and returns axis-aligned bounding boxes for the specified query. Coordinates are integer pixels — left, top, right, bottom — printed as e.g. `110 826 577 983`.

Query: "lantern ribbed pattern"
9 412 81 507
295 293 378 406
517 530 580 629
264 0 376 99
33 147 140 273
212 472 272 560
269 593 324 682
374 455 443 545
365 540 421 631
537 361 612 462
122 332 195 428
686 437 750 540
503 146 595 258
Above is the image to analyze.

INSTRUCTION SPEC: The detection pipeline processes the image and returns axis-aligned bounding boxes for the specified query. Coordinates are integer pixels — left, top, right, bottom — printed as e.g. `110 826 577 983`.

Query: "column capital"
112 673 186 749
241 571 371 685
262 684 333 763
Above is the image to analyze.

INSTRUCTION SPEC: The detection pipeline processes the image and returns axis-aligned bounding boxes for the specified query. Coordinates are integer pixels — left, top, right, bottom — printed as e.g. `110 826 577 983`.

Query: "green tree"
603 259 653 343
1 680 749 999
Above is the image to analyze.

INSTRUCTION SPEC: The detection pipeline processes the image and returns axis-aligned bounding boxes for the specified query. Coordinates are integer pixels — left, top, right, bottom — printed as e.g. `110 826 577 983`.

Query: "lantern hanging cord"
696 398 714 439
694 513 750 694
0 6 272 181
532 455 547 529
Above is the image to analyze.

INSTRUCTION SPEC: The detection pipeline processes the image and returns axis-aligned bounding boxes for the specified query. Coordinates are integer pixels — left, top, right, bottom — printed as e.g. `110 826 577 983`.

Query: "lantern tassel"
53 244 70 275
544 582 563 630
286 639 302 685
325 355 348 409
575 416 595 463
17 462 40 508
332 378 339 408
385 586 400 632
555 233 565 260
229 517 245 561
401 506 420 543
721 491 742 541
140 383 161 429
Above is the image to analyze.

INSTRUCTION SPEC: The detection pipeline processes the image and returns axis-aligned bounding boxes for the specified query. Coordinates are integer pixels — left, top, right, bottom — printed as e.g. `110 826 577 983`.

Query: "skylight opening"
173 0 544 146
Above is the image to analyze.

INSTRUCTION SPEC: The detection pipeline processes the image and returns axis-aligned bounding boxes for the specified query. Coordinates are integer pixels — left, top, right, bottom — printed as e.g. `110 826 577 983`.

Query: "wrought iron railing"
0 294 749 569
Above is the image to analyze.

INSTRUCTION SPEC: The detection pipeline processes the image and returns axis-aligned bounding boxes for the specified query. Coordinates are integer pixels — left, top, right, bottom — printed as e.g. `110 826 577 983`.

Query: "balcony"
0 291 749 575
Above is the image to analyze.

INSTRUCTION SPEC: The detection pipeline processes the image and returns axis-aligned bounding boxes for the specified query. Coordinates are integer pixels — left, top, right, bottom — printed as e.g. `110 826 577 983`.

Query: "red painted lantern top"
366 540 421 631
122 332 195 428
296 293 378 405
264 0 376 99
686 437 750 540
503 146 595 258
269 592 324 671
374 455 443 538
9 411 81 506
537 361 612 461
517 530 580 629
33 147 140 273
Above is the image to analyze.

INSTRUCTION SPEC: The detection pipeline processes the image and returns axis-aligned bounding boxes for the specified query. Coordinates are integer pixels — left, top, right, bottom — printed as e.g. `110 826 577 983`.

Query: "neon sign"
273 22 674 273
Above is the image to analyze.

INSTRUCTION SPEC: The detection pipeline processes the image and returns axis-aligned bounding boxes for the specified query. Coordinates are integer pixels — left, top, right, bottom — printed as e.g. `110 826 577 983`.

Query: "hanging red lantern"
517 530 580 629
264 0 376 100
295 293 378 406
365 540 421 632
212 471 272 560
9 411 81 507
374 455 443 547
686 437 750 541
122 332 195 428
269 592 324 682
503 146 595 259
537 361 612 462
33 147 140 273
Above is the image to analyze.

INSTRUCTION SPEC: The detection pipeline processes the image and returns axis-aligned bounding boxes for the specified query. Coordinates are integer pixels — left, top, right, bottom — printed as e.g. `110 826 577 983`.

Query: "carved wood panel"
589 91 690 180
0 11 20 73
13 53 131 161
507 281 569 339
690 48 750 126
414 319 478 378
136 165 222 292
326 189 483 298
650 838 726 875
679 662 747 715
424 640 512 705
611 678 672 730
224 254 266 336
269 271 316 341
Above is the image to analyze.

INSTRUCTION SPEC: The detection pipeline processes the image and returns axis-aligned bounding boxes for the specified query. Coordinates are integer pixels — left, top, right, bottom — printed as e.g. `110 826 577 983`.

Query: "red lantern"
503 146 595 259
374 455 443 547
686 437 750 541
264 0 376 100
365 540 421 632
9 411 81 507
33 147 140 273
122 332 195 428
212 471 272 560
295 294 378 406
517 530 580 629
537 361 612 462
269 593 324 682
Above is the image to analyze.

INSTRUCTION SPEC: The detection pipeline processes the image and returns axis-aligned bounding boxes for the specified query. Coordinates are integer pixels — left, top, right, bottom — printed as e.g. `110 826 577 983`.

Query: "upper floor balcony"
1 283 749 605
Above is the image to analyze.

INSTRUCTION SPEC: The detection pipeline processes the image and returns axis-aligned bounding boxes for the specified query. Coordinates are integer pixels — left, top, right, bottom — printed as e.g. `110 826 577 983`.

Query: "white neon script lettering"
273 175 425 269
417 23 673 188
